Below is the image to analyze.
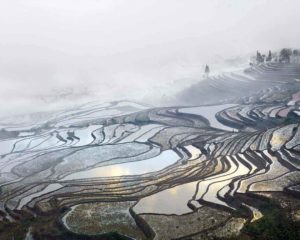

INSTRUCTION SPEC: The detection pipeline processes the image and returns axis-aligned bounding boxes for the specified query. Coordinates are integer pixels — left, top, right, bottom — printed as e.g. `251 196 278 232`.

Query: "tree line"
253 48 300 64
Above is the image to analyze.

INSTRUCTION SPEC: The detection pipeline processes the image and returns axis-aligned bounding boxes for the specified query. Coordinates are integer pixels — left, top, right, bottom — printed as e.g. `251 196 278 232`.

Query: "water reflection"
63 150 180 180
18 183 63 210
179 104 237 131
133 181 198 215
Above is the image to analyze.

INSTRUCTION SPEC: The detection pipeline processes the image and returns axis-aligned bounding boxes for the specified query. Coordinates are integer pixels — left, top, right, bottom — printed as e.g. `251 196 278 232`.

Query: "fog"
0 0 300 116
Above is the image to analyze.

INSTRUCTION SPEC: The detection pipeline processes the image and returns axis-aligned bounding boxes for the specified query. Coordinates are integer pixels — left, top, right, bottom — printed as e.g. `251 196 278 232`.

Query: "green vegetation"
0 220 28 240
216 202 300 240
0 211 133 240
242 208 300 240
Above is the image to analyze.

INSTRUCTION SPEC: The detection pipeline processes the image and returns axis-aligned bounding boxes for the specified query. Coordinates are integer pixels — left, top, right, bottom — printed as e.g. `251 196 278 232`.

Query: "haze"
0 0 299 116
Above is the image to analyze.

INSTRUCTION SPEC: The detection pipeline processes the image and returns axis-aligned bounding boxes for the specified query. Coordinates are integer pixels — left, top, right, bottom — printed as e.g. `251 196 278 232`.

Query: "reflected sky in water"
180 104 237 131
63 149 180 180
134 181 198 215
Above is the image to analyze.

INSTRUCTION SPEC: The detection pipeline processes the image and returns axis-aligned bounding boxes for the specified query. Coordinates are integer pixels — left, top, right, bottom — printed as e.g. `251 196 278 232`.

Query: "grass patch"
216 202 300 240
242 207 300 240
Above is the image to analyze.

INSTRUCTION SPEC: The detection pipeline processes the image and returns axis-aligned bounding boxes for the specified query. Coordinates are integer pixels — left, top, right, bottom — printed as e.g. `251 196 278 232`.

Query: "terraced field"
0 63 300 239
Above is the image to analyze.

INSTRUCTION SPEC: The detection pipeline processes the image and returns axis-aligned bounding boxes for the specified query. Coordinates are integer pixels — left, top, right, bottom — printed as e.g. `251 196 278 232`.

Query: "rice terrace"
1 51 300 239
0 1 300 239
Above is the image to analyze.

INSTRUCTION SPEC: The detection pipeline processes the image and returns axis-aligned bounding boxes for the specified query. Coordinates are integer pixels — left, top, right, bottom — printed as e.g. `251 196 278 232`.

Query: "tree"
204 64 210 77
292 49 300 63
256 51 264 63
279 48 292 63
293 49 299 56
266 50 272 62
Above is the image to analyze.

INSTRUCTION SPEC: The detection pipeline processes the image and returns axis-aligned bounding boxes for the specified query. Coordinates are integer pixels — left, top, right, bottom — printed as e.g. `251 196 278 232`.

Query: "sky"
0 0 299 116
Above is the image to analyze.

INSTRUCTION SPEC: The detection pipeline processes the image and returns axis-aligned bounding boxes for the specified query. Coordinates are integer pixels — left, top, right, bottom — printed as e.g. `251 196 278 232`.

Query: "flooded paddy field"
1 63 300 239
